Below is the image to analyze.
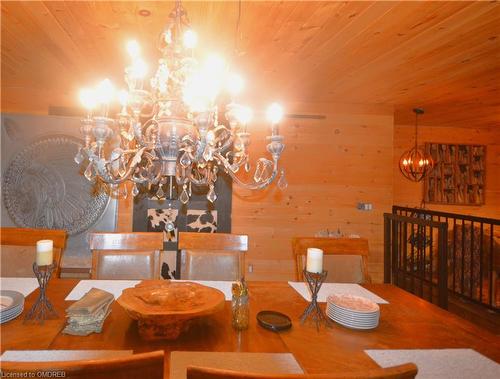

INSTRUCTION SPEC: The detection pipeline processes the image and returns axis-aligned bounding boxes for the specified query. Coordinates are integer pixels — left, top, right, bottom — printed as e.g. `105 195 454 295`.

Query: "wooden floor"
393 272 499 334
448 294 500 335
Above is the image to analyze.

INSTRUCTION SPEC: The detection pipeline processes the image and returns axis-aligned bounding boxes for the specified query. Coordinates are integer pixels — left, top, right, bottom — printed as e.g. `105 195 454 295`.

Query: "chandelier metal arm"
185 168 209 186
214 152 279 191
90 147 150 185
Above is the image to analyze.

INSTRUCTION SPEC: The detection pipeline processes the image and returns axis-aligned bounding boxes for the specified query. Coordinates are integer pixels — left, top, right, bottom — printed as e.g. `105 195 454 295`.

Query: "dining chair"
0 227 67 277
89 232 163 280
186 363 418 379
0 350 165 379
292 237 371 283
178 232 249 281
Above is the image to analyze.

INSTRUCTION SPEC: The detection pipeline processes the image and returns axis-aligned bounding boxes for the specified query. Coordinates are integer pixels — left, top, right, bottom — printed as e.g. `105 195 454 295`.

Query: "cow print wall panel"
133 173 232 279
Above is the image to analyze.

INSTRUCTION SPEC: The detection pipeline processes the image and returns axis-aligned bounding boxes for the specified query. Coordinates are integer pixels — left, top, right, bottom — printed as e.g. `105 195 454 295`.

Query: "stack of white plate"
326 294 380 330
0 290 25 324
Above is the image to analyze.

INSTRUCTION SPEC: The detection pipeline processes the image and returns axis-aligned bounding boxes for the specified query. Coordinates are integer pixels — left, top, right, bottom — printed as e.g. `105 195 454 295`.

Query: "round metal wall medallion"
3 135 109 235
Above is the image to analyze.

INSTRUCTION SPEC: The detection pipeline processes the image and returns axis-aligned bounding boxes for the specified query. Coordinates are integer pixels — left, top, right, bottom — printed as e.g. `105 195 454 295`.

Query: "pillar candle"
306 248 323 273
36 240 53 266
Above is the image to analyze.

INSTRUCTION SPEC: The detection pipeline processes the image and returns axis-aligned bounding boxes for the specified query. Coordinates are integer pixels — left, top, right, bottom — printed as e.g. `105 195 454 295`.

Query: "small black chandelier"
399 108 434 182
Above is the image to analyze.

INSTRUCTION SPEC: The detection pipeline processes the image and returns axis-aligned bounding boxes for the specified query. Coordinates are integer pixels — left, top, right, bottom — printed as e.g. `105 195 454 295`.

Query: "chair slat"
179 233 248 251
89 232 163 250
1 227 67 249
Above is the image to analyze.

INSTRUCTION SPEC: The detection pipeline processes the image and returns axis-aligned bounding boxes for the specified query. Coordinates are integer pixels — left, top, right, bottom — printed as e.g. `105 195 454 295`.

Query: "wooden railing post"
437 223 448 309
384 214 391 284
391 216 399 287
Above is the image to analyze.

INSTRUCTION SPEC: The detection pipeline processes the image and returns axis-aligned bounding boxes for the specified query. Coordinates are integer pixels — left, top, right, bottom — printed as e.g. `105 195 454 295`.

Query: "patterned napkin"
63 288 114 336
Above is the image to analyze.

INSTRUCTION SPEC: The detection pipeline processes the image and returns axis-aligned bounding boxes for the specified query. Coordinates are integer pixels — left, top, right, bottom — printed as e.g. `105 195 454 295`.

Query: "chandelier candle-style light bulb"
267 102 284 135
118 90 129 106
96 79 114 104
118 90 129 114
267 103 284 124
236 106 253 126
75 0 285 204
226 73 245 96
183 29 197 49
95 79 114 118
130 59 148 79
204 54 226 76
126 40 141 58
79 88 96 116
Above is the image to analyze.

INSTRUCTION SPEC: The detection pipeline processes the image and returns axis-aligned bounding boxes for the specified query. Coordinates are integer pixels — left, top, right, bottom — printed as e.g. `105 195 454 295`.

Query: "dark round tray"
257 310 292 332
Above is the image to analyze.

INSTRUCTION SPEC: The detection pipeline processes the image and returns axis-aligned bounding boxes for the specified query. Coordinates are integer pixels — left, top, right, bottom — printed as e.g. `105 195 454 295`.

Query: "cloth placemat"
0 350 133 362
65 280 140 300
170 352 303 379
66 280 234 301
288 282 388 303
365 349 500 379
0 277 39 297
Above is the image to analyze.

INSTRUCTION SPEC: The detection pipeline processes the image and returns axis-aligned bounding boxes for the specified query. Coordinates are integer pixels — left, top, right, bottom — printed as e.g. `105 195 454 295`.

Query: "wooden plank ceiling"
1 1 499 127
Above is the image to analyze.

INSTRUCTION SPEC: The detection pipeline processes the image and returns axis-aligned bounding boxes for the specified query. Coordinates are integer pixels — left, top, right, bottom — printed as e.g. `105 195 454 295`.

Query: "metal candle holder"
24 262 58 323
300 270 331 330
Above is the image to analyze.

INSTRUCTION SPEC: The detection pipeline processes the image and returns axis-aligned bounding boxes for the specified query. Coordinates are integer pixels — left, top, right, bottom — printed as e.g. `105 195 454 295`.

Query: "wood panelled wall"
232 103 394 282
115 103 394 282
393 124 500 219
116 111 499 283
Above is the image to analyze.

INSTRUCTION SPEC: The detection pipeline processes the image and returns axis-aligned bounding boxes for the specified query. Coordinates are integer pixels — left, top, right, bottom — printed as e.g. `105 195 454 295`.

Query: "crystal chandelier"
399 108 434 182
75 0 286 204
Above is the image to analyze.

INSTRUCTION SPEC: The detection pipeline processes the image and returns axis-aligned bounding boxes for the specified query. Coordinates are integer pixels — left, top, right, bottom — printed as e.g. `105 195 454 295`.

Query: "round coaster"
257 310 292 332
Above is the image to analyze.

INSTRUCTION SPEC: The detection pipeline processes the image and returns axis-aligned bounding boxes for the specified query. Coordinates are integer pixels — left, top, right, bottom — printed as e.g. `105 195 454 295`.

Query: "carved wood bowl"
117 280 225 340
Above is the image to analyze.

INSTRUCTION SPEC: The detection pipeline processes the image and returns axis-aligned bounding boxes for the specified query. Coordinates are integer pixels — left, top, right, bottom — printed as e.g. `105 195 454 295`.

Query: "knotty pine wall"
115 103 395 281
393 124 500 219
232 103 394 282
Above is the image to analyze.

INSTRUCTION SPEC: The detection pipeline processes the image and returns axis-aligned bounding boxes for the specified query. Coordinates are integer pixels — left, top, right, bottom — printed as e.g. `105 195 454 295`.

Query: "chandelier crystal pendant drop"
399 108 434 182
75 0 286 204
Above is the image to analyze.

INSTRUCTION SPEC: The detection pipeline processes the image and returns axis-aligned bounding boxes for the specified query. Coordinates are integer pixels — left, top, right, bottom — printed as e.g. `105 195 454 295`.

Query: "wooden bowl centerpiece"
117 280 225 340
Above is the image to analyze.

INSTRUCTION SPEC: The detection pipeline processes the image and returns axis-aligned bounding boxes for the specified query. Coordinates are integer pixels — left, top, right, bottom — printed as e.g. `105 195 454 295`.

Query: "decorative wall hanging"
133 170 232 279
3 135 109 235
399 108 434 182
160 251 178 279
147 208 179 242
186 210 217 233
423 143 485 205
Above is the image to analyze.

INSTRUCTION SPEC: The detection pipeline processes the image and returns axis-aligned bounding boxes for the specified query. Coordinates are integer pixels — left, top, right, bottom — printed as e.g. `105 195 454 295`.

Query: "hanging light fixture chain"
414 109 418 151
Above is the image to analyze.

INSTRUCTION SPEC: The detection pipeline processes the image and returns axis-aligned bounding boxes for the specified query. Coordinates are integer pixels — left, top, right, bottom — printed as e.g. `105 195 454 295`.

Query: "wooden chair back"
0 227 67 277
186 363 418 379
178 232 248 281
292 237 371 283
0 350 165 379
89 232 163 280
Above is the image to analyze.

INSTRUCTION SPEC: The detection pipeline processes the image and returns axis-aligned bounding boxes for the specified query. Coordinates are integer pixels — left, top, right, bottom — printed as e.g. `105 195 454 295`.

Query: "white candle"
36 240 54 266
306 248 323 273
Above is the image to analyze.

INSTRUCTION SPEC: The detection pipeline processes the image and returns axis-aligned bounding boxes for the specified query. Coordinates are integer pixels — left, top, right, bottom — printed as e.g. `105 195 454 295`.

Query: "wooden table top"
1 280 499 376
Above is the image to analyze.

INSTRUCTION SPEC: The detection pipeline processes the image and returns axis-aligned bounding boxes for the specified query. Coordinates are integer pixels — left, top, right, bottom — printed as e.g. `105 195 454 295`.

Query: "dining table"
1 279 499 378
